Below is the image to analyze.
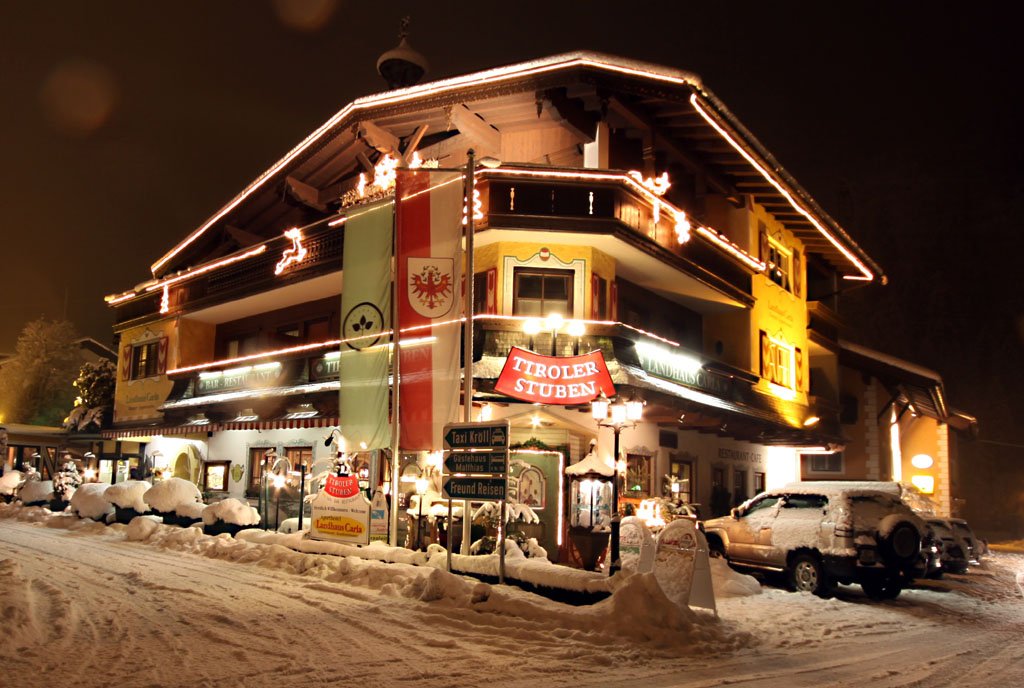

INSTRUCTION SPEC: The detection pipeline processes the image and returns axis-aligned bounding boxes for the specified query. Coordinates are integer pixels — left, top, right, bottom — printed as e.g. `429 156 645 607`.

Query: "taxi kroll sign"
494 347 614 405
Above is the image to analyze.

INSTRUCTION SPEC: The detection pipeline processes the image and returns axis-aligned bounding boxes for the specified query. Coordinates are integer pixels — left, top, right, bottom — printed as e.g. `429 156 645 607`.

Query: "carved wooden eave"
145 51 883 286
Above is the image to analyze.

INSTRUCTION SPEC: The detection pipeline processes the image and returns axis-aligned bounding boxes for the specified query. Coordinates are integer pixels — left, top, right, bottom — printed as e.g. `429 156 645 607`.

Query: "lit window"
130 341 160 380
513 268 573 317
767 237 792 292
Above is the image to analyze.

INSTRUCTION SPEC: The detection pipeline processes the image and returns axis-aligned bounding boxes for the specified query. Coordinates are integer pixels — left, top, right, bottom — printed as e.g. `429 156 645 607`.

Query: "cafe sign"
494 347 614 405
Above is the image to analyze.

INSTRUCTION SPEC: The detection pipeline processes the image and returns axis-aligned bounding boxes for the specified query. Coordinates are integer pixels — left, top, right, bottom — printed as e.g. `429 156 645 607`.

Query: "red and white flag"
395 169 465 450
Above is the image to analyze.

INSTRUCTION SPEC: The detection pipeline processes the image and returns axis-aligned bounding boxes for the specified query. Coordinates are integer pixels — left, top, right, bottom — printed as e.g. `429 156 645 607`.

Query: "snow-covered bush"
0 470 25 496
104 480 152 512
202 498 260 526
53 461 82 502
70 483 114 521
143 478 202 513
175 502 206 521
19 480 54 506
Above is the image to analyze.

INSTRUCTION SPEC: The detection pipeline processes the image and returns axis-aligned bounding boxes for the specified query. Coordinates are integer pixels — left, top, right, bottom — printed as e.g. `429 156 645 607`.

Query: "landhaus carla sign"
494 347 614 405
308 475 370 545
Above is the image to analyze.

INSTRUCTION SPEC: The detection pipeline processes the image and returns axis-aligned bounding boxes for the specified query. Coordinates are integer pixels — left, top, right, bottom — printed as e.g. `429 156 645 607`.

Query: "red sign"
324 474 361 499
494 347 615 405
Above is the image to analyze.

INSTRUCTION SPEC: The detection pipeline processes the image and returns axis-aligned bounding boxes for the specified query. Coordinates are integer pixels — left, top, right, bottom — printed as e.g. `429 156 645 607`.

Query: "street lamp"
591 391 645 575
522 314 586 356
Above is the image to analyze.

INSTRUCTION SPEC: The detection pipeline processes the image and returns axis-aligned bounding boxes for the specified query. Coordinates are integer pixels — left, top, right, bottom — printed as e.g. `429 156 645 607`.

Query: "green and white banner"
339 201 393 450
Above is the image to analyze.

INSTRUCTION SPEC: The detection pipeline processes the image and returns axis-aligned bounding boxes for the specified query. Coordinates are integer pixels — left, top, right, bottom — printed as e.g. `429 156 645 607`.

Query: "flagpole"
461 150 476 557
389 200 402 548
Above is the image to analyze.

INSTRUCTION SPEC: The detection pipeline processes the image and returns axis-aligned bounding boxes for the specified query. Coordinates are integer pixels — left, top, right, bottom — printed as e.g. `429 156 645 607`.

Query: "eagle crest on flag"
407 257 455 318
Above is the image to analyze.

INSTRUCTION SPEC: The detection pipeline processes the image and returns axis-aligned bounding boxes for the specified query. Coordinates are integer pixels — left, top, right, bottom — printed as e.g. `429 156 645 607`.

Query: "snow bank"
19 480 53 505
104 480 152 512
143 478 202 513
0 470 24 495
202 498 259 526
710 558 762 597
70 483 114 521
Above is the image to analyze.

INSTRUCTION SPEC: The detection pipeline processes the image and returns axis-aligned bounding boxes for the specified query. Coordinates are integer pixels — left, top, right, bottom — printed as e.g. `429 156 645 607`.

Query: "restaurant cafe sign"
494 347 614 405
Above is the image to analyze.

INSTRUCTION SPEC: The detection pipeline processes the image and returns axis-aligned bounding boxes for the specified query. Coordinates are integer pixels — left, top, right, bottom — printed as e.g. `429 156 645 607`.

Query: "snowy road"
1 510 1022 688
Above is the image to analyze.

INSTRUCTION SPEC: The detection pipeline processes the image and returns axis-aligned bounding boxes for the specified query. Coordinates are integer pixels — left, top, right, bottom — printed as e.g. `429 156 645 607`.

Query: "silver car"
703 481 926 599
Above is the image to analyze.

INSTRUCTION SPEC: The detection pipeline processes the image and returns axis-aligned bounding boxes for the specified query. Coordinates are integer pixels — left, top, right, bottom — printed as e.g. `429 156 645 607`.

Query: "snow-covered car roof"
776 481 903 498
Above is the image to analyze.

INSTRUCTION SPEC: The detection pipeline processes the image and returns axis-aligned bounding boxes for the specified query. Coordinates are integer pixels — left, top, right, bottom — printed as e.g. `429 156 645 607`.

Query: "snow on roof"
565 450 615 477
839 339 942 383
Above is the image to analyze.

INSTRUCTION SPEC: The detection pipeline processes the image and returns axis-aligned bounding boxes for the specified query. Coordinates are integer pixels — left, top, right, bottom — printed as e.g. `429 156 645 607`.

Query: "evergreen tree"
53 460 82 502
65 359 116 431
0 318 80 425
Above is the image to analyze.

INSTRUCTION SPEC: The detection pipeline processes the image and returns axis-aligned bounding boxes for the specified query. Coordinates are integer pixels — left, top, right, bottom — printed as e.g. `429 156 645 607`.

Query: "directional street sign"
443 476 506 501
444 451 507 475
443 421 509 451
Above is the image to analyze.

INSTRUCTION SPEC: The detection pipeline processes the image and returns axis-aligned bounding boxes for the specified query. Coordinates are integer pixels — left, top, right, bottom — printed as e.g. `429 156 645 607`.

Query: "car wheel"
706 537 725 559
881 522 921 566
862 575 902 600
789 553 832 596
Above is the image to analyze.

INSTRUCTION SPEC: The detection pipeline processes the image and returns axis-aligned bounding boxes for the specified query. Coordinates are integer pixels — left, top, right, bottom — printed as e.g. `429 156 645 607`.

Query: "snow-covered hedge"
143 478 202 513
19 480 54 505
176 502 206 520
104 480 152 512
0 470 24 496
70 483 114 521
202 498 259 527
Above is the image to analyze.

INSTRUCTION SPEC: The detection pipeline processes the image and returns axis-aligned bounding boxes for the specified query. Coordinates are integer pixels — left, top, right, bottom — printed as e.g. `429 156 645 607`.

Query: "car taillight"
835 522 854 538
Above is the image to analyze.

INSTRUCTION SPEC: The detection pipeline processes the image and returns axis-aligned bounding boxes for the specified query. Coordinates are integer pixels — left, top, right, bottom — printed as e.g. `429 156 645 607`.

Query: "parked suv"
703 481 926 599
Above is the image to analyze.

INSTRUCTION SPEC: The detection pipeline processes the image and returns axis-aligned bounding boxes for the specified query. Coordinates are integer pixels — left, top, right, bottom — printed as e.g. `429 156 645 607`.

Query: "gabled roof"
150 51 884 285
838 339 975 434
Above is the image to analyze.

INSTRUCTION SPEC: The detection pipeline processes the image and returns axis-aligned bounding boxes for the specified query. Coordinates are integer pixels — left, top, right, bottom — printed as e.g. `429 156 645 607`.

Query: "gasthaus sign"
494 347 615 405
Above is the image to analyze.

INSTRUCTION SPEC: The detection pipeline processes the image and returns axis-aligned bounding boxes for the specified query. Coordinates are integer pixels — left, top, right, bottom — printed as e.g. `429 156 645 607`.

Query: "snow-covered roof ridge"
565 450 615 477
838 339 942 383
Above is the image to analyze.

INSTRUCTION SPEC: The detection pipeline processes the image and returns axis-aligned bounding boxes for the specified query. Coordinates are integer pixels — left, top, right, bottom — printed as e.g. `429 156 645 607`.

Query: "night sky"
2 3 1021 458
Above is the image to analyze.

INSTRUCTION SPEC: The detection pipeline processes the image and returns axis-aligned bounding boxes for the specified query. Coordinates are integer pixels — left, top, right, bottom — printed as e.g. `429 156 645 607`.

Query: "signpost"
442 420 510 582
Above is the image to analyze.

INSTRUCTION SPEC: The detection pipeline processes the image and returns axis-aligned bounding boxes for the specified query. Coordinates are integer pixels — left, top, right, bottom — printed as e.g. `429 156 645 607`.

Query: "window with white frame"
807 452 844 474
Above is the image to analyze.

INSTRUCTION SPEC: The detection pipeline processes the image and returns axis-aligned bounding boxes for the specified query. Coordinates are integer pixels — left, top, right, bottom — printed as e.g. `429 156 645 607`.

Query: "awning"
102 416 339 439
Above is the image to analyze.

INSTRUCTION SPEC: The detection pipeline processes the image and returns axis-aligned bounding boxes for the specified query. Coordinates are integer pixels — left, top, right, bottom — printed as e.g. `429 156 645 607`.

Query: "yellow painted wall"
481 241 615 316
113 320 176 424
748 204 809 404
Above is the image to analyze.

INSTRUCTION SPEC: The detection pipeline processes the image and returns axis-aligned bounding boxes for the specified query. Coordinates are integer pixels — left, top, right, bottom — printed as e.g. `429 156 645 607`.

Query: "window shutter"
485 267 496 314
792 249 802 297
795 347 804 391
590 273 600 319
120 345 132 381
610 280 618 321
758 221 769 263
157 337 169 375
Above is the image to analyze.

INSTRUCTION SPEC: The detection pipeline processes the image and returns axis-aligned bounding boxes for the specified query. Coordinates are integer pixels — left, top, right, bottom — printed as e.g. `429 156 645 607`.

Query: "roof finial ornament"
377 16 429 89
